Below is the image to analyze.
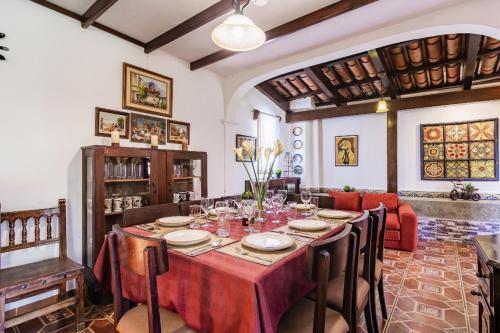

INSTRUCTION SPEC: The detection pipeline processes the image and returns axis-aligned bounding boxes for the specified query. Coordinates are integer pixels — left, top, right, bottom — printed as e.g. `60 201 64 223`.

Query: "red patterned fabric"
328 191 362 212
93 213 351 333
361 193 399 212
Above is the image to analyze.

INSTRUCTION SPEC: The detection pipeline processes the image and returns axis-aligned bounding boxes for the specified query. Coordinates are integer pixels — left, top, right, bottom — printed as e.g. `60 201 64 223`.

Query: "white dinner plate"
209 208 238 216
288 219 329 231
293 203 316 210
242 232 295 252
317 210 353 219
155 216 193 227
163 230 211 246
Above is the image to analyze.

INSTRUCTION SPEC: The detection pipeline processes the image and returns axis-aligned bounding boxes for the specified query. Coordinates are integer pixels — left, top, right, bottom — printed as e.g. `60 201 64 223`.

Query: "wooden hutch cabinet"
82 146 207 267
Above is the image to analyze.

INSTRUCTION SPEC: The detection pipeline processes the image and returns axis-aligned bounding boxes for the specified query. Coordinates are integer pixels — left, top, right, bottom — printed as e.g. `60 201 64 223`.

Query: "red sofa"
328 191 418 251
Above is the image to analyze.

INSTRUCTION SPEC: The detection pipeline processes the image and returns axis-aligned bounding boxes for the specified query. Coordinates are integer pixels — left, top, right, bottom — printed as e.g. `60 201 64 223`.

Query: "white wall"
0 0 225 266
224 88 288 196
399 101 500 194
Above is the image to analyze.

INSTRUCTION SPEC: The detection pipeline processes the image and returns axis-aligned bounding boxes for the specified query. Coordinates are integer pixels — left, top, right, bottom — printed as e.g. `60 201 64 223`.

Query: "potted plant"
275 167 282 178
234 139 285 211
343 185 355 192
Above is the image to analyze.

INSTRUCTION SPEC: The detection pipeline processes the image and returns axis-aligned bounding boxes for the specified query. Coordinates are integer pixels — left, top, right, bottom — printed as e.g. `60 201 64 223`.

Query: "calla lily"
233 147 244 161
255 147 263 161
273 139 285 156
264 147 272 160
241 140 254 159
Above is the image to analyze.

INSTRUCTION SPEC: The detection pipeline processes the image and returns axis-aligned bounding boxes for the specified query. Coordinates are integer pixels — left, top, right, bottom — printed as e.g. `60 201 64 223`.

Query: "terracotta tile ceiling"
259 34 500 109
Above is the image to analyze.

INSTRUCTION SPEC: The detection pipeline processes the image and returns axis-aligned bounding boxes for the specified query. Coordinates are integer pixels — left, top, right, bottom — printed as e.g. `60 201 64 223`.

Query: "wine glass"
233 195 242 219
201 197 214 227
243 200 255 233
277 190 288 206
265 190 274 212
301 191 311 209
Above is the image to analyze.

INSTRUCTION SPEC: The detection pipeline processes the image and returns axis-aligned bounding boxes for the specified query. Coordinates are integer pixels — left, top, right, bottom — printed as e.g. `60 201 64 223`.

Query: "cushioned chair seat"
278 298 349 333
385 229 400 241
358 254 383 282
328 191 362 212
116 304 195 333
386 213 400 230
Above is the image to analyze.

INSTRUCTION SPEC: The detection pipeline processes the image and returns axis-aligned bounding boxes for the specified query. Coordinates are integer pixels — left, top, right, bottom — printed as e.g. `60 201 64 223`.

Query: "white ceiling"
46 0 464 76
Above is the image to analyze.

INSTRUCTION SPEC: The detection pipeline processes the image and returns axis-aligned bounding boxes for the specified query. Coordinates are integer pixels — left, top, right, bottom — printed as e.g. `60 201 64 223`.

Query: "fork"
235 247 273 263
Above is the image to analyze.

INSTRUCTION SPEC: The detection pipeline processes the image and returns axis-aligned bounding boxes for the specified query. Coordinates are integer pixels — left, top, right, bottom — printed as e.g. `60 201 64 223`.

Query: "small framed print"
335 135 359 166
123 63 173 117
95 107 129 138
167 120 191 144
130 113 167 144
235 134 256 162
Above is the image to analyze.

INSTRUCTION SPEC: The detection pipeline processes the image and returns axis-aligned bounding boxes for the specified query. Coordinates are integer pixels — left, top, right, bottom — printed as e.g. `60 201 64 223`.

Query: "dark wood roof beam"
145 0 239 54
287 85 500 122
190 0 379 70
81 0 119 28
303 66 345 106
255 82 290 112
463 34 482 90
368 49 398 99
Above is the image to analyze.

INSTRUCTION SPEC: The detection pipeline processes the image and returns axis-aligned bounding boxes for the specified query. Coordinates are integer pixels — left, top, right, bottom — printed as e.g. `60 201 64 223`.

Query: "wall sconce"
376 99 389 113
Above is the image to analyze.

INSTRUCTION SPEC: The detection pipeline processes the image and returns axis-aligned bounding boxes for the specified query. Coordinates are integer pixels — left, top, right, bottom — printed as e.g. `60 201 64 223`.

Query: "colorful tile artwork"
421 119 498 180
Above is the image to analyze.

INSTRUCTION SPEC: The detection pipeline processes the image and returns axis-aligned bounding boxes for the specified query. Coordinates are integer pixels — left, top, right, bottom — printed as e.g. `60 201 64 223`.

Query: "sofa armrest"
397 203 418 251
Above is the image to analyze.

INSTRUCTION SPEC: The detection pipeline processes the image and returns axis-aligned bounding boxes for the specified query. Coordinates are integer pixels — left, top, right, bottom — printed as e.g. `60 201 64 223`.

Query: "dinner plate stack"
242 232 295 252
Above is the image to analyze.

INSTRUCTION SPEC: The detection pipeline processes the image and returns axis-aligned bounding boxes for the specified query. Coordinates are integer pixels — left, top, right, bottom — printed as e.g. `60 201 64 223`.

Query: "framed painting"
335 135 359 166
122 63 173 117
95 107 129 138
167 120 190 144
130 113 167 144
420 118 498 181
235 134 256 162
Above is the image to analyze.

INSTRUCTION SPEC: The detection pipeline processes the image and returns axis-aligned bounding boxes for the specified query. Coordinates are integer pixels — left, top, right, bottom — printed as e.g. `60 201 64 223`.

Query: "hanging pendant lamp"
211 0 266 52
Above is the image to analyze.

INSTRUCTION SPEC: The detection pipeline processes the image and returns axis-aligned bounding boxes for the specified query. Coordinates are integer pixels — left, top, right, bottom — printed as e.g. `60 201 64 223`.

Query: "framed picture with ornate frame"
235 134 256 162
122 63 173 118
335 135 359 166
420 118 498 181
167 120 190 144
95 107 129 138
130 113 167 144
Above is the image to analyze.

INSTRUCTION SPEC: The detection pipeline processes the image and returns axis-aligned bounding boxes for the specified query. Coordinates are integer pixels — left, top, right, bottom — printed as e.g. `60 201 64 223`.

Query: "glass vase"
250 180 270 212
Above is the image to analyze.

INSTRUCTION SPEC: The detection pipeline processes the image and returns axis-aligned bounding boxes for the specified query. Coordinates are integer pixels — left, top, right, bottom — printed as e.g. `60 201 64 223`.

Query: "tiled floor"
6 240 478 333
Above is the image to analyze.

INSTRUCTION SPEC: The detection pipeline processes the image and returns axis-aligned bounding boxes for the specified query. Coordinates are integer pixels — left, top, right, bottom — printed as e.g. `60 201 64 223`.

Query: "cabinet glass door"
171 158 202 202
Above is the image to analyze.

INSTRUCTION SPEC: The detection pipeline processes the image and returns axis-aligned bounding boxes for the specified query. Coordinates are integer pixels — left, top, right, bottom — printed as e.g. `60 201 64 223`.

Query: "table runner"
93 211 355 333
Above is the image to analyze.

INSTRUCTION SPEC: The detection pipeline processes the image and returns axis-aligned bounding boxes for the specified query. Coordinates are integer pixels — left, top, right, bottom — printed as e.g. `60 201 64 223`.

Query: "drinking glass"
189 205 202 228
271 195 283 224
201 197 214 226
287 204 298 223
249 209 264 233
277 190 288 206
242 201 255 233
309 197 319 216
215 201 229 220
265 190 274 211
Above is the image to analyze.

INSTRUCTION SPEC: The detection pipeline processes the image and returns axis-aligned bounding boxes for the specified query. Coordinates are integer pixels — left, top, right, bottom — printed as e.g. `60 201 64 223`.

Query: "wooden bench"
0 199 84 332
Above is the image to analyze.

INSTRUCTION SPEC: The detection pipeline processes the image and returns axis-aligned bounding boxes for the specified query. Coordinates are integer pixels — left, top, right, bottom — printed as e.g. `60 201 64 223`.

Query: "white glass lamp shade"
376 99 389 113
212 14 266 52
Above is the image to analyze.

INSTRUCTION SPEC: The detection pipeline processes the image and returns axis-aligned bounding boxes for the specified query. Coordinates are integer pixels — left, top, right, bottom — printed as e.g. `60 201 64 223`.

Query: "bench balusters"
8 220 15 247
47 216 52 240
35 217 41 242
21 218 28 244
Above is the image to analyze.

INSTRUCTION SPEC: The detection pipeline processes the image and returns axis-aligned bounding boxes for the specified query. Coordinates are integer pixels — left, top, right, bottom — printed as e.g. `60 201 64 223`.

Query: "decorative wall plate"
293 140 303 150
292 127 303 136
293 154 303 164
294 165 303 175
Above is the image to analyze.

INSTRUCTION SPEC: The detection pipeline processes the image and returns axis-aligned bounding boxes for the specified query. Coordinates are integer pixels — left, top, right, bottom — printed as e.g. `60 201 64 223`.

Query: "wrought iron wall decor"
0 33 8 61
420 118 499 181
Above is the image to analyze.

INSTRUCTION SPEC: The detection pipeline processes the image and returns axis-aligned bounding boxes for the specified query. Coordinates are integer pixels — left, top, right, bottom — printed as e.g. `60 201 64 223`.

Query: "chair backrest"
368 203 387 262
122 203 180 227
108 225 169 333
348 211 377 280
0 199 67 267
307 223 358 332
179 200 201 216
317 196 335 209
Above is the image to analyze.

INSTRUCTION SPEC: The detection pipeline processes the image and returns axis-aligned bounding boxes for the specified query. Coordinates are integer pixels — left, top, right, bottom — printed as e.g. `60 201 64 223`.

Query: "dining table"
93 209 356 333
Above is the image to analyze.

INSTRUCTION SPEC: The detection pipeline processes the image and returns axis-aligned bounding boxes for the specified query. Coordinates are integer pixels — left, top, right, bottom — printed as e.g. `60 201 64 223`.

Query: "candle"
111 129 120 144
151 135 159 147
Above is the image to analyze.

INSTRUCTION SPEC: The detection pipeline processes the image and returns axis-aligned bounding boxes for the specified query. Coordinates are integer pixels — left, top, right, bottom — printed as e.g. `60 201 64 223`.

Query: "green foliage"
242 191 253 199
137 84 147 99
116 117 125 129
465 183 475 191
275 168 282 177
343 185 355 192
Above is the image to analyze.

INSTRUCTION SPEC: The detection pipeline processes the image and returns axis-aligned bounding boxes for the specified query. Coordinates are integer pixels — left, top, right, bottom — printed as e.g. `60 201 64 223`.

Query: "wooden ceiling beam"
303 66 344 106
286 85 500 122
30 0 144 47
81 0 119 29
190 0 379 70
463 34 482 90
368 48 398 99
145 0 237 54
256 82 290 112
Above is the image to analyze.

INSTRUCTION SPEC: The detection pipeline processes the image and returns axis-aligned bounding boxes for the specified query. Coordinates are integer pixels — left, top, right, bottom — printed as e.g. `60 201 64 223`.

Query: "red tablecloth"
94 212 345 333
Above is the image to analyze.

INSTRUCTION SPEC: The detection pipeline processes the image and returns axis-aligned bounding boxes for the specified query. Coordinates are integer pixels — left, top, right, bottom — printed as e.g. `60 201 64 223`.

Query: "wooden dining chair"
179 200 201 216
310 211 377 332
368 204 388 323
278 224 358 333
108 225 194 333
122 203 180 227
